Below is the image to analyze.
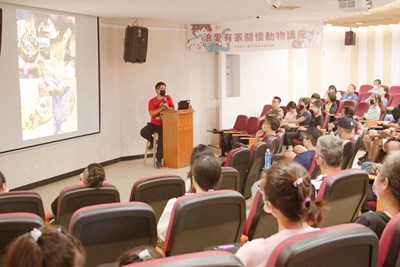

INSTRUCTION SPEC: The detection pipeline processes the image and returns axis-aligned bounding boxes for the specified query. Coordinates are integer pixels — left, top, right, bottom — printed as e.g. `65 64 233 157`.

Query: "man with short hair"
368 79 382 94
334 117 355 142
341 84 359 102
260 96 284 120
140 82 175 168
255 117 279 147
312 135 343 192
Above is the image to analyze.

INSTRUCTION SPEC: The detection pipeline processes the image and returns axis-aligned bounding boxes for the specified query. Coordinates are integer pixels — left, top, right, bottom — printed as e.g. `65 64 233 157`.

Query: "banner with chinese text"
185 22 323 52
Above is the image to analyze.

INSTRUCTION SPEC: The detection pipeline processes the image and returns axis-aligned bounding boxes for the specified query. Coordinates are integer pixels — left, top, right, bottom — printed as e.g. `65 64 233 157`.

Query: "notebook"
177 100 190 110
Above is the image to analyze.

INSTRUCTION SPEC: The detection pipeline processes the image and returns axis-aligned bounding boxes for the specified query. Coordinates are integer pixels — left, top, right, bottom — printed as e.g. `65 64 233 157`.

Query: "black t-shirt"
51 196 59 216
310 114 324 128
354 211 391 239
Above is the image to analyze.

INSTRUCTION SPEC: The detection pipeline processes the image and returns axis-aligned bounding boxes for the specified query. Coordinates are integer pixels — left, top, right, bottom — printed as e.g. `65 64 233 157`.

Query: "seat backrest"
360 84 373 93
163 190 245 256
343 100 358 111
232 115 248 131
243 191 278 240
389 85 400 95
379 213 400 267
280 106 288 116
355 101 371 117
260 104 273 117
359 92 373 102
0 212 44 263
245 117 261 135
69 202 157 267
341 140 353 170
355 121 363 136
217 167 241 192
241 142 267 199
275 128 285 154
316 169 369 227
389 93 400 108
126 251 244 267
267 223 378 267
56 183 120 229
321 111 330 129
224 147 251 191
335 100 343 114
129 175 185 222
0 191 45 219
345 134 362 169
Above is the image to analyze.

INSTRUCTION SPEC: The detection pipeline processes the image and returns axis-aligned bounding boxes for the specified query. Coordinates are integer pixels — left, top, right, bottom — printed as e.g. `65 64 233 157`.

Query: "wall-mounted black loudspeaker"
0 8 2 56
123 26 148 63
345 31 356 46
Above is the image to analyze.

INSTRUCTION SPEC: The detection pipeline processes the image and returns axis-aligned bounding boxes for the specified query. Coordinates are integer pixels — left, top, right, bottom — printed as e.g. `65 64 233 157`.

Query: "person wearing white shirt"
157 155 221 242
312 135 343 194
236 161 324 267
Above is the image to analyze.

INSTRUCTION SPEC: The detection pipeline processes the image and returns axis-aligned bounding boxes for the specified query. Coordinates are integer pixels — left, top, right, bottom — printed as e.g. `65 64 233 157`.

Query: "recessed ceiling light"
363 11 371 15
356 22 362 25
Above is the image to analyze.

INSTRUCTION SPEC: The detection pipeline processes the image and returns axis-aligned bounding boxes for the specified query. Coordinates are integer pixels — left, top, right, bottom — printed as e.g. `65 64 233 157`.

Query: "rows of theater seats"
1 170 400 266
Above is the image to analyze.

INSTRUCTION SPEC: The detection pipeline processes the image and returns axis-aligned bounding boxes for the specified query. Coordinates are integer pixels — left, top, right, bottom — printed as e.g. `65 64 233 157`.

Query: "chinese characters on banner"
185 23 323 52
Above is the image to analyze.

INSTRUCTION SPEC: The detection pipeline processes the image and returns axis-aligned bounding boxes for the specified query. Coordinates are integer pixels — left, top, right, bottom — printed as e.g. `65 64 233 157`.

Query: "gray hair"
316 135 343 167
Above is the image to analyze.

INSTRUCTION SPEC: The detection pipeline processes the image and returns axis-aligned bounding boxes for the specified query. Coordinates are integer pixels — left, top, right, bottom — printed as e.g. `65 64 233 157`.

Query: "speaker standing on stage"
140 82 175 168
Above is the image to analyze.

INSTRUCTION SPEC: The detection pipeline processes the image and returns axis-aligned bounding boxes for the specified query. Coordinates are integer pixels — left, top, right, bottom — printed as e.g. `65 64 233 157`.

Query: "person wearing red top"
140 82 175 168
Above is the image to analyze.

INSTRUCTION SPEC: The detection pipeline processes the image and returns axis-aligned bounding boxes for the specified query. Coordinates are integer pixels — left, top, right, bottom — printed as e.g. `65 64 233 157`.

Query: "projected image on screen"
17 10 77 140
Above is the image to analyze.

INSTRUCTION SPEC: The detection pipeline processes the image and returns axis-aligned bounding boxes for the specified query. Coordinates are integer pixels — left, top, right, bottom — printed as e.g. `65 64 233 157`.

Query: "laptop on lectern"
177 100 190 110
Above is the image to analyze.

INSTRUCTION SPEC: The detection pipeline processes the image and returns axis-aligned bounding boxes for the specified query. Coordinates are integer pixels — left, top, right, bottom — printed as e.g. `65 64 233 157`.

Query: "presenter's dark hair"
155 82 166 89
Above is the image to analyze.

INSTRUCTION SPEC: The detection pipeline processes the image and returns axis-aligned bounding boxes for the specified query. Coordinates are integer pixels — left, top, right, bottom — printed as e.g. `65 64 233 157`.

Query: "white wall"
0 23 218 189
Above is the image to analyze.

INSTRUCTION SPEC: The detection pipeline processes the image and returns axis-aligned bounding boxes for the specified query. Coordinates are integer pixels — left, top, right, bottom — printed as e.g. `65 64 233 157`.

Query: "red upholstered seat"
163 190 245 256
232 115 248 132
266 223 378 267
388 93 400 108
216 167 241 192
354 101 371 118
129 175 184 222
389 85 400 95
260 104 272 118
359 92 373 103
379 213 400 267
360 84 373 93
243 190 278 240
224 147 251 192
335 100 343 114
316 169 369 227
56 183 120 230
241 142 267 199
0 212 44 263
69 202 157 267
343 99 358 111
0 191 45 219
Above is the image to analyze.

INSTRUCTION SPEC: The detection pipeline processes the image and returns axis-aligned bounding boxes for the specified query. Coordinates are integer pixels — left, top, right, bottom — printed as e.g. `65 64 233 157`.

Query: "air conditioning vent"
338 0 370 11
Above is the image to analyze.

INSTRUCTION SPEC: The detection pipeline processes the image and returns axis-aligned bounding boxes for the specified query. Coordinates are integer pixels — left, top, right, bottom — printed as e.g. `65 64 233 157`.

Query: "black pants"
284 130 304 147
140 123 163 161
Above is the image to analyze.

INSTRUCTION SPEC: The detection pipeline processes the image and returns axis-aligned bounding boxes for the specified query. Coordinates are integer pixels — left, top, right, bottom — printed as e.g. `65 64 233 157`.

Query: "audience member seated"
281 101 297 123
157 155 221 242
185 144 215 193
328 117 355 142
309 99 325 129
379 86 389 106
260 96 284 120
118 246 164 266
282 127 322 170
310 93 321 108
325 91 338 115
4 226 86 267
282 98 312 151
0 171 8 193
361 94 384 121
311 135 343 193
367 79 382 95
355 151 400 239
46 163 106 220
328 106 355 132
255 117 279 143
324 84 342 100
359 106 400 164
341 84 359 102
235 161 324 266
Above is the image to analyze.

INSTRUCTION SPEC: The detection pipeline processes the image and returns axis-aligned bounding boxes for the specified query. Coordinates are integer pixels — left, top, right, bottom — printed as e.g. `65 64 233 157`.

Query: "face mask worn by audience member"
370 99 375 105
160 90 166 97
372 179 384 197
313 107 318 113
262 124 267 132
298 104 305 110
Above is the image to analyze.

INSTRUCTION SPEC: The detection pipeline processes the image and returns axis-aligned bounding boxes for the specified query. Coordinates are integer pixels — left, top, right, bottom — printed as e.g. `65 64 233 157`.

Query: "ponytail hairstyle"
118 246 163 266
4 226 86 267
263 161 324 226
83 163 106 189
192 155 222 191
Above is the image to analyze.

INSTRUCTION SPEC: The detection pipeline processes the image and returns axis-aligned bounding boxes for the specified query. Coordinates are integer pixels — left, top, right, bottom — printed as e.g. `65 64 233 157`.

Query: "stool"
144 132 158 166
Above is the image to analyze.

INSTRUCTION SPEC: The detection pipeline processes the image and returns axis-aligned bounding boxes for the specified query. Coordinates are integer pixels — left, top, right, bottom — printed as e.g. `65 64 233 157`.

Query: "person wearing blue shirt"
341 84 359 102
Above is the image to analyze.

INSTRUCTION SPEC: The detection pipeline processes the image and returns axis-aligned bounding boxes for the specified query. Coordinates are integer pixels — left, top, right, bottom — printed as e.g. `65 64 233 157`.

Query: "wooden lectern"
161 109 194 168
